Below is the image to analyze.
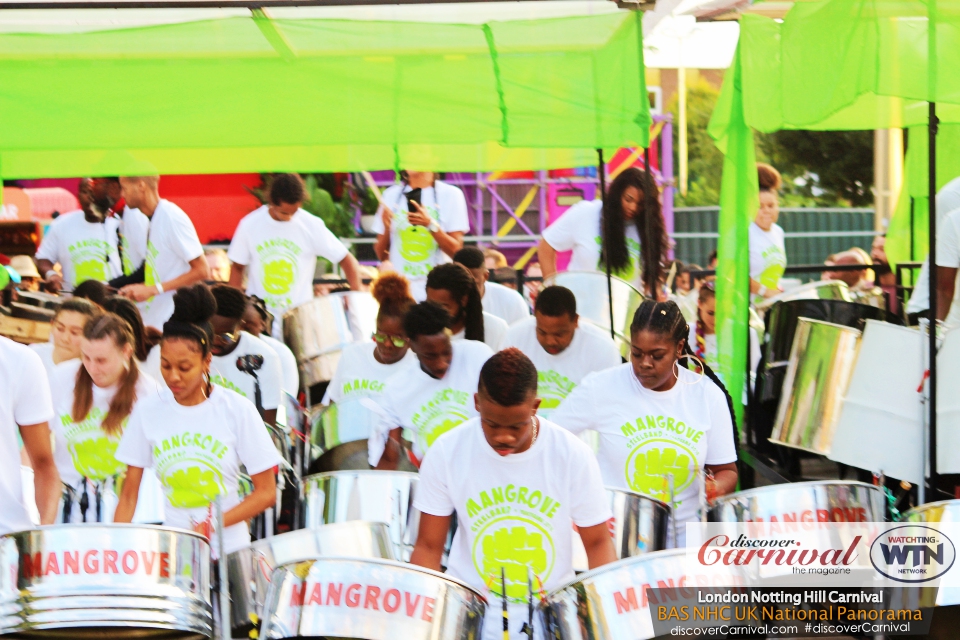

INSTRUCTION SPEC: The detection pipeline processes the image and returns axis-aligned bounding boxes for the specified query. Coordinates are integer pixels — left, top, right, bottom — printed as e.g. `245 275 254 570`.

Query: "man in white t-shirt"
1 336 62 533
229 173 360 331
36 178 122 292
241 297 300 396
502 285 621 418
116 175 210 329
209 285 283 426
372 171 469 301
410 348 616 640
91 176 151 284
904 176 960 322
454 246 530 326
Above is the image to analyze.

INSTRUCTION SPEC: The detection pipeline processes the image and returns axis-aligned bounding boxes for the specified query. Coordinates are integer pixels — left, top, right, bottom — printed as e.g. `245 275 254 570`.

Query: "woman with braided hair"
426 262 508 350
551 299 738 546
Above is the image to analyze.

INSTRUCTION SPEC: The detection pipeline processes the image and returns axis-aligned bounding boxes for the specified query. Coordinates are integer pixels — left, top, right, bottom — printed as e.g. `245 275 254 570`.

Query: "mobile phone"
406 188 422 213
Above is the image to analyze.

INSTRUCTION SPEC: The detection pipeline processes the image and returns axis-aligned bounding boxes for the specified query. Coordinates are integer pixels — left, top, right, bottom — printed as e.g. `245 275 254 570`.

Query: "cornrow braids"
629 300 739 450
426 263 485 342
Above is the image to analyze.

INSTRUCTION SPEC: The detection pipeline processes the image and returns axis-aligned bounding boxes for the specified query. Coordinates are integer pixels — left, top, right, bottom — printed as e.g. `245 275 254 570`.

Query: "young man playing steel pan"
410 348 616 639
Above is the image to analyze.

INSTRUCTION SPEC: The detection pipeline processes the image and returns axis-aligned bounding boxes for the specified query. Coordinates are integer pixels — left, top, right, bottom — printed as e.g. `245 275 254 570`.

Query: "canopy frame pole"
598 148 615 342
927 101 939 499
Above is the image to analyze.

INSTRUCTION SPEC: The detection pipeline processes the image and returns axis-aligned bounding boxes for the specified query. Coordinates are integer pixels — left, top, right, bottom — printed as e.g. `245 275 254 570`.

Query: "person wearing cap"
36 178 122 293
9 256 41 292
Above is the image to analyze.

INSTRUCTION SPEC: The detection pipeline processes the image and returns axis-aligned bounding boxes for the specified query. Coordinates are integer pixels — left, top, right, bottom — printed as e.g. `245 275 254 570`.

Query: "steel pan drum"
901 500 960 607
227 521 394 636
0 524 211 638
282 296 353 388
571 487 670 572
541 549 742 640
259 557 485 640
754 280 851 313
770 318 862 455
709 480 885 524
302 471 438 561
307 401 378 467
543 271 643 356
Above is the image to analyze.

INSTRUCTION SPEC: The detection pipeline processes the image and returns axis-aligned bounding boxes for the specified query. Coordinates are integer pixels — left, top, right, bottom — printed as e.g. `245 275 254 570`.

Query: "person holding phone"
372 171 469 301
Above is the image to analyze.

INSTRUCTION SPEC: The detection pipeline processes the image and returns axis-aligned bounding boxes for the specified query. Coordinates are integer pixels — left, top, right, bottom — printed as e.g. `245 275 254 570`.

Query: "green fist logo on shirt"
481 525 549 601
626 440 696 501
398 225 435 263
69 436 123 481
262 258 295 295
422 413 468 450
164 463 225 508
74 258 107 284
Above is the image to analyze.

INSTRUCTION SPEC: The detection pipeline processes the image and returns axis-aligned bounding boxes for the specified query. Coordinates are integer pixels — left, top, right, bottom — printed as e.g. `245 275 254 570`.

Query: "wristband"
155 281 164 294
44 270 59 280
757 285 768 296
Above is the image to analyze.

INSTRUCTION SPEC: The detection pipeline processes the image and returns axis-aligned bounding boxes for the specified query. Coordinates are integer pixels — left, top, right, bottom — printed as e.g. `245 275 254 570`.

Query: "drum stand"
215 496 231 640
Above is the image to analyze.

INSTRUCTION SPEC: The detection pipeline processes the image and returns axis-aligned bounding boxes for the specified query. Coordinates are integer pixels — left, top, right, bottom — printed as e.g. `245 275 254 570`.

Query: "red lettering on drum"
84 550 99 573
364 586 381 610
740 507 871 525
141 551 157 575
290 583 306 607
613 587 640 613
103 550 119 574
307 583 323 605
345 584 362 607
422 597 435 622
383 589 401 613
45 552 60 576
326 583 342 606
159 552 170 578
405 592 421 617
23 552 42 579
122 551 138 574
63 551 79 574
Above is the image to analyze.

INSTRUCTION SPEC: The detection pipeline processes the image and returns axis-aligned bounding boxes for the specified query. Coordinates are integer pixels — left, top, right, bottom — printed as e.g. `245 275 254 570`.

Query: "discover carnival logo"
869 525 956 583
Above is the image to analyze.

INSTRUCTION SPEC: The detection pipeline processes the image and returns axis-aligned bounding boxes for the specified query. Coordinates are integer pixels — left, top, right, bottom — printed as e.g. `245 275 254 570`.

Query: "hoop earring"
677 355 705 385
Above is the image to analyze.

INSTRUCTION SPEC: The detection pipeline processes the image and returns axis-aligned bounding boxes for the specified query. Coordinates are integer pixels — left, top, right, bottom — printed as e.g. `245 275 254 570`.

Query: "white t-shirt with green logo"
370 181 470 300
115 384 282 554
748 221 787 304
320 341 416 445
551 363 737 535
228 206 350 320
371 339 492 464
501 318 621 418
35 210 122 289
541 199 642 289
210 332 283 411
139 199 205 330
414 418 610 640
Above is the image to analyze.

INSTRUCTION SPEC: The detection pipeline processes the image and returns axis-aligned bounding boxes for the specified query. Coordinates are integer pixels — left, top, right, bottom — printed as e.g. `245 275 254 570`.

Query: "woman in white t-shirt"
425 262 508 351
538 167 669 297
551 300 738 546
114 285 281 554
31 298 101 387
410 349 616 640
372 171 469 301
51 313 161 523
371 301 493 469
749 163 787 303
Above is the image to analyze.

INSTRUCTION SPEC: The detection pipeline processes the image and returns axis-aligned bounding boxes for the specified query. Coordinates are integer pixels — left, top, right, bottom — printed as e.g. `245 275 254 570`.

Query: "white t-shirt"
29 342 58 388
935 207 960 328
748 222 787 304
0 337 55 535
688 323 718 370
907 176 960 314
370 182 470 300
35 210 122 288
228 206 350 319
117 205 150 277
502 318 621 418
320 342 416 444
115 384 282 554
260 335 300 396
50 361 158 485
550 364 737 531
210 332 283 411
482 281 529 326
372 339 492 463
451 311 508 352
541 199 642 289
139 199 205 329
414 418 610 640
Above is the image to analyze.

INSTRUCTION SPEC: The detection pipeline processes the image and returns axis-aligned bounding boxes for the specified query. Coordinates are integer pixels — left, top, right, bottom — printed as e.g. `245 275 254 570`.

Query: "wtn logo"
870 526 956 583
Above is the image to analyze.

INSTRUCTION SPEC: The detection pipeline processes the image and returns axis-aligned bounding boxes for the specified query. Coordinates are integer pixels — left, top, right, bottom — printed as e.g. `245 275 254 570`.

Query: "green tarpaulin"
0 10 649 178
710 0 960 425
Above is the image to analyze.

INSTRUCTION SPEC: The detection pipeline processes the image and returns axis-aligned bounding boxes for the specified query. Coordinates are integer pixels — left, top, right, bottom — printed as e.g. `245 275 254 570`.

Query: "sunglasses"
373 332 408 348
215 331 238 344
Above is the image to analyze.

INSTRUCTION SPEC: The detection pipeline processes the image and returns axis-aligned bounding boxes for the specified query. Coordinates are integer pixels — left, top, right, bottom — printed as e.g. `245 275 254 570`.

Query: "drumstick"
502 567 509 640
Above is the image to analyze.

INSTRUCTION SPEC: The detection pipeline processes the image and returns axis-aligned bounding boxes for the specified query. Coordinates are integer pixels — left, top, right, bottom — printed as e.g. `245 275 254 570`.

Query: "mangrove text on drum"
21 548 172 578
290 580 437 622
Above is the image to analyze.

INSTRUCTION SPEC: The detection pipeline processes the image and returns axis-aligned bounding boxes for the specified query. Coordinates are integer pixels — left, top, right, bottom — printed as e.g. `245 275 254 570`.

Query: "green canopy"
0 10 649 178
709 0 960 426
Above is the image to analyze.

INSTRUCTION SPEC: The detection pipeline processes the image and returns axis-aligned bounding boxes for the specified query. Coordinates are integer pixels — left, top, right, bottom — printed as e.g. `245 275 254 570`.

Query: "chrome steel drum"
708 480 885 524
302 471 442 561
543 271 643 357
307 400 378 466
754 279 851 313
282 296 352 387
541 549 742 640
0 524 211 638
901 500 960 607
770 318 862 455
227 521 394 636
571 487 670 572
259 557 485 640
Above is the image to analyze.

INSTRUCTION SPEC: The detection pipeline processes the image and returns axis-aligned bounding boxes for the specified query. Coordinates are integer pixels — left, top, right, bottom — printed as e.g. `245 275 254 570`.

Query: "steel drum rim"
243 520 391 553
276 555 487 601
1 522 210 542
709 480 881 506
605 485 671 511
754 279 850 311
547 548 687 595
790 317 864 333
901 499 960 518
303 469 420 482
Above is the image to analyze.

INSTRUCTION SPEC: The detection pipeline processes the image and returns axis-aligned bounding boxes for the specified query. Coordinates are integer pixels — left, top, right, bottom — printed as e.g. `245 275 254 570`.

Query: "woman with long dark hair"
550 299 738 546
425 262 508 350
538 167 668 296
